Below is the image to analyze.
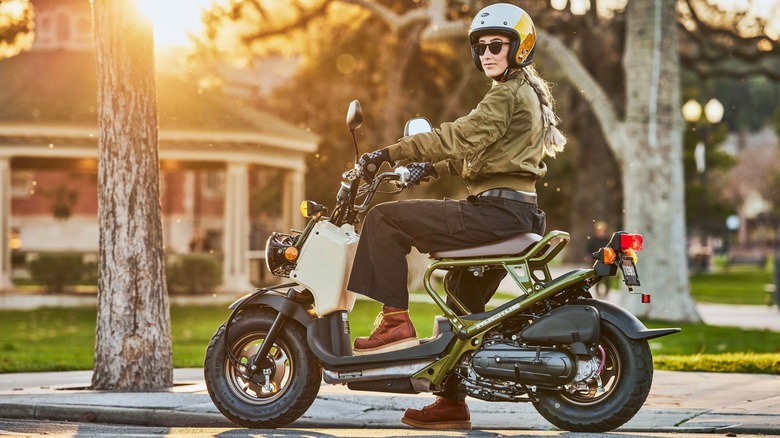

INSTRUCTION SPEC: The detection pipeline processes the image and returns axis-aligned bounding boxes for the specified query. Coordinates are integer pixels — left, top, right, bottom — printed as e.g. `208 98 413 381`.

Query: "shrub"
166 254 222 295
28 252 94 293
654 353 780 374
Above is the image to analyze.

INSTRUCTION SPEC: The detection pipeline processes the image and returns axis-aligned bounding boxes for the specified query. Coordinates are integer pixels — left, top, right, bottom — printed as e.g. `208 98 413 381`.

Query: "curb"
2 402 780 434
0 403 234 428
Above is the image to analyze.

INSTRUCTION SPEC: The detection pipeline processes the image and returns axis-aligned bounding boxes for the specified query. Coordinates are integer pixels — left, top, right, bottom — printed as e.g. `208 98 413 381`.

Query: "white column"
221 162 253 292
283 169 306 231
0 159 12 290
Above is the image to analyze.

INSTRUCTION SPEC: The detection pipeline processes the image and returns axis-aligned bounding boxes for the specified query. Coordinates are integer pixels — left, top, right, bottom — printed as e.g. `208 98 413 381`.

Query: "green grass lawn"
691 266 774 305
1 299 779 374
690 264 774 305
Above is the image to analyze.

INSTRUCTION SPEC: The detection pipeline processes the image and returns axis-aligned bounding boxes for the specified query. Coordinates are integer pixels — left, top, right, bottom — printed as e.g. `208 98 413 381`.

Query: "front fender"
229 289 316 327
577 298 680 340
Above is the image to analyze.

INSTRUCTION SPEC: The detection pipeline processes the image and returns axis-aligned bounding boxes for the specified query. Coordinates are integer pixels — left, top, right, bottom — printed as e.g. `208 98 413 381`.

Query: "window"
10 171 33 197
56 13 70 42
201 171 225 198
76 16 92 43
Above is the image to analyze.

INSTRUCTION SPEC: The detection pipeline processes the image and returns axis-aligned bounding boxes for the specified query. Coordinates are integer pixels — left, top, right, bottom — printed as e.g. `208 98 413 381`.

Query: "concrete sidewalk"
6 289 778 332
1 369 779 433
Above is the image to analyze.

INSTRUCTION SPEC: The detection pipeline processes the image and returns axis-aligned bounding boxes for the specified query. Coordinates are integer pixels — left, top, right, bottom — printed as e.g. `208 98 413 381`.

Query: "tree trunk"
537 5 700 321
568 100 622 265
91 0 173 390
620 0 699 321
379 23 425 145
566 27 623 265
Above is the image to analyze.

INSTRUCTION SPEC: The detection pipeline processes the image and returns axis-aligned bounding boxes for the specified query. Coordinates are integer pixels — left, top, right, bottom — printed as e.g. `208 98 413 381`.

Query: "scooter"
203 100 680 432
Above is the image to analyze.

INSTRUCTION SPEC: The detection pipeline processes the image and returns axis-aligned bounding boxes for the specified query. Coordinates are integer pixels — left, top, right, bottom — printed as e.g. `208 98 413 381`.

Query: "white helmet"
468 3 537 71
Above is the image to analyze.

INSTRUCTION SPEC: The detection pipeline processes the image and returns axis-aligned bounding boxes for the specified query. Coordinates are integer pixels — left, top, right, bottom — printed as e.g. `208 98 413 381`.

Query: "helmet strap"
498 67 523 82
501 67 512 82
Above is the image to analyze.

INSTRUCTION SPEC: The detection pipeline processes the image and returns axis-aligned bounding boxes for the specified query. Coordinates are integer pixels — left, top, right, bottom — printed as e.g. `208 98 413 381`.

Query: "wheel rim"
561 336 622 405
224 332 293 405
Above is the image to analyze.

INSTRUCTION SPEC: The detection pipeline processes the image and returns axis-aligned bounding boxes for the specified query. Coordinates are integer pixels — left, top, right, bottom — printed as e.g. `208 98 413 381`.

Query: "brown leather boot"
353 305 418 355
401 396 471 430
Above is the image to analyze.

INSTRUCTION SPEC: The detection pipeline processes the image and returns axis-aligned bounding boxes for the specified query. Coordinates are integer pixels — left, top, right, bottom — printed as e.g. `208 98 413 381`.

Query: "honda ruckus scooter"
203 100 680 432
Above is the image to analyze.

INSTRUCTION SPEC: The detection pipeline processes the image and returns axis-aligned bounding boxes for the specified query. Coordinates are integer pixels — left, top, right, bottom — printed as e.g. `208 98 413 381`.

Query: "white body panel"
290 221 359 316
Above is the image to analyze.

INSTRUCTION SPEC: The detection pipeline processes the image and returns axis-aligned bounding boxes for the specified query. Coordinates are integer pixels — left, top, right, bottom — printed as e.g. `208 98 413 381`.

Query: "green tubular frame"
412 230 598 385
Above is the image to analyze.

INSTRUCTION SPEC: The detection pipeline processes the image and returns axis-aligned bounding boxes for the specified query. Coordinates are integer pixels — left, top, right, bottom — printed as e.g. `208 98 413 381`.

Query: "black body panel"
577 298 681 340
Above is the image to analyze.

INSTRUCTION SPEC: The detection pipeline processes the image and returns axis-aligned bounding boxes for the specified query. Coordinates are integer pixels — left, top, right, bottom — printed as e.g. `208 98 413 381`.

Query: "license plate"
620 257 641 286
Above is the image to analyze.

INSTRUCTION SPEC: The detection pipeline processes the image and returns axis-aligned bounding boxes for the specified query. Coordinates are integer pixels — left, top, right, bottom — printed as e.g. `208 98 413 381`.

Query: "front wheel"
204 307 322 428
533 321 653 432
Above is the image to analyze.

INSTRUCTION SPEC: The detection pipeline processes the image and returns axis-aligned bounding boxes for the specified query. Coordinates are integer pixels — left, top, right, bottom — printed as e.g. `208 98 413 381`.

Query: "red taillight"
620 234 644 251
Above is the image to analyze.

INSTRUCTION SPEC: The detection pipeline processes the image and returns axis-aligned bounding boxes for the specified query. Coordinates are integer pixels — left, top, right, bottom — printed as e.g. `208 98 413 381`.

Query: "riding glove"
406 162 438 185
358 148 391 182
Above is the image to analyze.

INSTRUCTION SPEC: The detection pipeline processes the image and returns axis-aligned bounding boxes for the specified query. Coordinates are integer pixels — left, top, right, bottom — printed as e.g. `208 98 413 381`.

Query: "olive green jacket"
386 70 547 194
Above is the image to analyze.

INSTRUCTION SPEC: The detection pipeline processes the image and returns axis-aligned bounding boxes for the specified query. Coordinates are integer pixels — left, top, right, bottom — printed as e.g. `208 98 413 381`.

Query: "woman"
348 3 566 429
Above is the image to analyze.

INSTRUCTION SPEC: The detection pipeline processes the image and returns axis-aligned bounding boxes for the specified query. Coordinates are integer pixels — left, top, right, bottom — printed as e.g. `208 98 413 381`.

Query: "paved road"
2 418 778 438
1 369 779 434
1 271 779 434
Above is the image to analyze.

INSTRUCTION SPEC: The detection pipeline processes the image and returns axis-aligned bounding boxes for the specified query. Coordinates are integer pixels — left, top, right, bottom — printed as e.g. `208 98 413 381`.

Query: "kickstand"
514 364 539 402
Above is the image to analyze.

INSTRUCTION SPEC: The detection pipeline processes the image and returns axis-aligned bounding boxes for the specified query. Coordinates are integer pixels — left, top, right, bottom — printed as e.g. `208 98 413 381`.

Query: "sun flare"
135 0 219 47
0 0 27 21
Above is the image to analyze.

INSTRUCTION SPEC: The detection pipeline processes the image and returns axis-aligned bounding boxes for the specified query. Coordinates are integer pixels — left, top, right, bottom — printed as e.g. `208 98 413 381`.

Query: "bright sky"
136 0 220 47
137 0 779 47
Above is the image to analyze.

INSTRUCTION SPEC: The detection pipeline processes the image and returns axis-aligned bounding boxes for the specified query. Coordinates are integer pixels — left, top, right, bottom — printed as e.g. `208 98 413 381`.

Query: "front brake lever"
342 167 360 181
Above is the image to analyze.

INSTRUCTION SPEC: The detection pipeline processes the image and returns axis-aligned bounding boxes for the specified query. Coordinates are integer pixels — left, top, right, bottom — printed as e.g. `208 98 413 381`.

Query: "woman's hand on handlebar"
405 162 438 185
383 162 437 188
357 148 390 182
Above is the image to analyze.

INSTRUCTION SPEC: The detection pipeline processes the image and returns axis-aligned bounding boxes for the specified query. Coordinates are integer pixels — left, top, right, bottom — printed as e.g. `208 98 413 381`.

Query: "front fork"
233 289 297 383
245 311 288 383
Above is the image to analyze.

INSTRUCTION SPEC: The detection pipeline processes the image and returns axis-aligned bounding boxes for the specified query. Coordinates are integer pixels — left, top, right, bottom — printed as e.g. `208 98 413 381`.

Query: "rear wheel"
533 321 653 432
204 307 321 428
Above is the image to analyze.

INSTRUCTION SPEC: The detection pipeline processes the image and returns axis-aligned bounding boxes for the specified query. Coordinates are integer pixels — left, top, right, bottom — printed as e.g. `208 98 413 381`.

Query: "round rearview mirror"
346 100 363 132
404 117 433 136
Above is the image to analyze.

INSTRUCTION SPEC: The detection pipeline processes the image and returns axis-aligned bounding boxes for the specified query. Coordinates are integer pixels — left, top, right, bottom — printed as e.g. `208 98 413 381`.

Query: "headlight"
265 232 297 277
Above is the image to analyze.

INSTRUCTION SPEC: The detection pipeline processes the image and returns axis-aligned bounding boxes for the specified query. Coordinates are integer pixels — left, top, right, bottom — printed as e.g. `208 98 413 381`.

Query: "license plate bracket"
620 257 641 286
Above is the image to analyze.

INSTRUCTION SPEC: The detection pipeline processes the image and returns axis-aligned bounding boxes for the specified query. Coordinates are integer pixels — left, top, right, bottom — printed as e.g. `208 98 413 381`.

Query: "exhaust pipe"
323 359 434 385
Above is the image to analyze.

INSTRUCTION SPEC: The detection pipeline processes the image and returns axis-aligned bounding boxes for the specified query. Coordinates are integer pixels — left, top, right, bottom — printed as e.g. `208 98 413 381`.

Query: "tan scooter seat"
430 233 543 259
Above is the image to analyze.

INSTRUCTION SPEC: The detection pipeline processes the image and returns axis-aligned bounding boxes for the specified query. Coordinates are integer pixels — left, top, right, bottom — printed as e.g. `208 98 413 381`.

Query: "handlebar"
331 166 415 227
358 166 411 210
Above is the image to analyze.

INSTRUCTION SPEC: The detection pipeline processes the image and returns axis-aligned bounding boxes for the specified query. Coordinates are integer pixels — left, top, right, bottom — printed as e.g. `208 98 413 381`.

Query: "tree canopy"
0 0 33 60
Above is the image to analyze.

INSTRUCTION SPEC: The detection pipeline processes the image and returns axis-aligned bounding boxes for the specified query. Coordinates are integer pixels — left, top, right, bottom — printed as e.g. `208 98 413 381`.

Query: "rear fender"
577 298 680 340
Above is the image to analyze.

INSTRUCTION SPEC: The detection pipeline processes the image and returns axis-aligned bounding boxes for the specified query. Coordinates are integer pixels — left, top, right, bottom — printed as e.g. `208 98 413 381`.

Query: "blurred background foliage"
189 0 780 261
2 0 778 260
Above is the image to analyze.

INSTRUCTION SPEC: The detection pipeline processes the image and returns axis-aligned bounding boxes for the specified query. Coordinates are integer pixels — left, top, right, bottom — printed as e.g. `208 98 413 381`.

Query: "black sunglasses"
473 41 509 56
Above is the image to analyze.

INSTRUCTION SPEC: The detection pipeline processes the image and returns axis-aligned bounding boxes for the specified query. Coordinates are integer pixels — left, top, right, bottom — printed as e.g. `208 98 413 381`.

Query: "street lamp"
682 98 724 234
704 98 724 125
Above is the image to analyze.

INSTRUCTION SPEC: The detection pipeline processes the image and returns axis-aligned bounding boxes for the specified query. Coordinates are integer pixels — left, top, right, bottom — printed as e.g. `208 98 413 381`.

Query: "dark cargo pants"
347 196 546 309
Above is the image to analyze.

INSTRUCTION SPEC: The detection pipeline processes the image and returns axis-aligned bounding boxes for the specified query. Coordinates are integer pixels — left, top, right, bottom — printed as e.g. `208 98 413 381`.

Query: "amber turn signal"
300 200 327 218
624 248 638 264
300 201 312 218
601 247 617 264
284 247 299 261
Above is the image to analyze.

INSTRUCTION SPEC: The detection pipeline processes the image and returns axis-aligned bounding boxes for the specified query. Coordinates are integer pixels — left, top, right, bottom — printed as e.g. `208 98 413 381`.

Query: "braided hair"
520 65 566 158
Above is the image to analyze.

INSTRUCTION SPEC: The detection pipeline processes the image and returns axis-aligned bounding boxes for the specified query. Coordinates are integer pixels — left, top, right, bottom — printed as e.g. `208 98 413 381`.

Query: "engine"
471 342 576 386
460 305 603 401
